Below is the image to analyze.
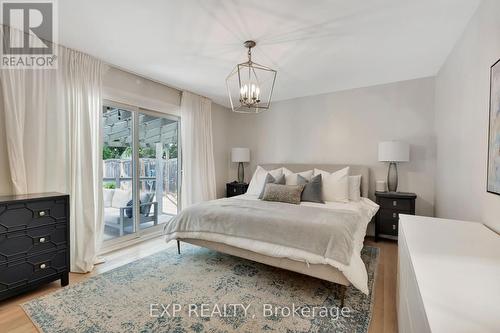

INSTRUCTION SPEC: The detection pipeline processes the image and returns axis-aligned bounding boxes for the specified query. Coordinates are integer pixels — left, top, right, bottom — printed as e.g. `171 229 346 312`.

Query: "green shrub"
103 182 116 189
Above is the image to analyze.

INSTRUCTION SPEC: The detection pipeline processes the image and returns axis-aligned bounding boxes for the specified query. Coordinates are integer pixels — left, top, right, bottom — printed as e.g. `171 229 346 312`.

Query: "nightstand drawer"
226 183 249 198
375 191 416 241
379 209 413 220
378 209 401 236
229 187 240 195
379 220 398 236
379 197 412 211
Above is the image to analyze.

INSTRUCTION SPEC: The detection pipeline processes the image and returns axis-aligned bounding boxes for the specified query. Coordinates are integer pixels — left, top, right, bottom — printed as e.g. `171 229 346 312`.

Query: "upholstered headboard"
259 164 370 198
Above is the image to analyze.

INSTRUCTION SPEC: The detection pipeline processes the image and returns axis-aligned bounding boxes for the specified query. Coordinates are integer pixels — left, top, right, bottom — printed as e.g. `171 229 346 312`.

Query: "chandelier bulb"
227 40 276 113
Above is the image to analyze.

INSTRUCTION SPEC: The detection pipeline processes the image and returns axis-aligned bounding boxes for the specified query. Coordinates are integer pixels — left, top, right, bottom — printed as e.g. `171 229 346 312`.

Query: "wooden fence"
103 158 178 195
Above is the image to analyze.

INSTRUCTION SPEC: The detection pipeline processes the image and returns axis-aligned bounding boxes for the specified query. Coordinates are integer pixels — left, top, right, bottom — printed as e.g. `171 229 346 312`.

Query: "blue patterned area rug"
23 244 379 333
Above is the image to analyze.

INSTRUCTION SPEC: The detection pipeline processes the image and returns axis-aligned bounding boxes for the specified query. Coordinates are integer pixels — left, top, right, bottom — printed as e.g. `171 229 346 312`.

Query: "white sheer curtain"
60 48 106 272
180 91 217 208
0 62 62 193
0 26 106 272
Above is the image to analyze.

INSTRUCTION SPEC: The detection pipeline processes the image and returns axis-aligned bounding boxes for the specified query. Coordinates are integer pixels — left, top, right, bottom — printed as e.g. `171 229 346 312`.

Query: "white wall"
434 0 500 233
227 77 437 217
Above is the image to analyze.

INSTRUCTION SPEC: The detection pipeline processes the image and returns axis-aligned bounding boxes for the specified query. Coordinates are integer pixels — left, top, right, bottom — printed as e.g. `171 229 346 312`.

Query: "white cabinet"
398 215 500 333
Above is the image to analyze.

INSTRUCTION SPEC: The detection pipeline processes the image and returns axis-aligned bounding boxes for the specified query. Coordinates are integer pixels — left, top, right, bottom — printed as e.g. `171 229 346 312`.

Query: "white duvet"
165 194 379 294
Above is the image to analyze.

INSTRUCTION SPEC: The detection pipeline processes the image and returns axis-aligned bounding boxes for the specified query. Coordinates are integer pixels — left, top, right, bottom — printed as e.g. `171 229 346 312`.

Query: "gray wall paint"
435 0 500 233
211 102 231 198
226 77 437 217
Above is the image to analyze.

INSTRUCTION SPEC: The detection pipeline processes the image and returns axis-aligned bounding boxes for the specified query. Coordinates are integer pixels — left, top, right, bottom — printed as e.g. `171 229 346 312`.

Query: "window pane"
102 107 136 241
138 112 179 231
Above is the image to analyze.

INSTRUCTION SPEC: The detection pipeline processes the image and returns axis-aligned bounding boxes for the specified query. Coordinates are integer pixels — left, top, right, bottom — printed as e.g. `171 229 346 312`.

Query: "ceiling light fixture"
226 40 277 113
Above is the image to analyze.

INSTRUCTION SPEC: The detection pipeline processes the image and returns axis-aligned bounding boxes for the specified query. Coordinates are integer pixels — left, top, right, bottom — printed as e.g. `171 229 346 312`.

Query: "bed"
163 164 378 304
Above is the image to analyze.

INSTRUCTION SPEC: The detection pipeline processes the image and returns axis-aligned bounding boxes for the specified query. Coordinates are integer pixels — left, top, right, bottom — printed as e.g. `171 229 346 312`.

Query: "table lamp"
378 141 410 192
231 148 250 183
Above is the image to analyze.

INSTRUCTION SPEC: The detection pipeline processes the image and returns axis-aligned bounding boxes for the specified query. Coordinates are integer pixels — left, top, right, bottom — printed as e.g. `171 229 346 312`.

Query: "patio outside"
102 107 179 241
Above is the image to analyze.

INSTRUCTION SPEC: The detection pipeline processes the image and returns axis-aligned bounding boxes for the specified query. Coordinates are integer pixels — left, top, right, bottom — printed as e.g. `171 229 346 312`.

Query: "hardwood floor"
0 237 398 333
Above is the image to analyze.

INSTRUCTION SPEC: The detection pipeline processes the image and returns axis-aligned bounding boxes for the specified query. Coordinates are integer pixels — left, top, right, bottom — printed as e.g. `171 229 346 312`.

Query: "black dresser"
0 192 70 301
375 191 416 241
226 182 249 197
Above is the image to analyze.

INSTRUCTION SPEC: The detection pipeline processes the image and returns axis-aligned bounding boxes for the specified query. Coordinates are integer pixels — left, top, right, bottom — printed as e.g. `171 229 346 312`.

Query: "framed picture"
487 58 500 195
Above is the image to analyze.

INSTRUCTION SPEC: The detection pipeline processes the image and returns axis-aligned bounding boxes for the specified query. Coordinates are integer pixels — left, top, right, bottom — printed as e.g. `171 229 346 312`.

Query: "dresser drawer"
0 223 67 264
0 249 68 294
379 197 413 211
0 198 68 234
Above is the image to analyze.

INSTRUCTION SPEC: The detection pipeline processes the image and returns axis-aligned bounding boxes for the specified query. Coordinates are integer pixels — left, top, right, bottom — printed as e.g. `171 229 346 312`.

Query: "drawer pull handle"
39 237 46 243
393 200 397 206
392 224 396 230
39 211 46 217
40 263 47 269
393 212 398 218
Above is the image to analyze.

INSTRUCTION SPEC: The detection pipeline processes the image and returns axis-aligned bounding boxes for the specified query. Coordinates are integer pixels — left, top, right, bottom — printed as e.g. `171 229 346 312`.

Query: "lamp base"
387 162 398 192
237 162 245 183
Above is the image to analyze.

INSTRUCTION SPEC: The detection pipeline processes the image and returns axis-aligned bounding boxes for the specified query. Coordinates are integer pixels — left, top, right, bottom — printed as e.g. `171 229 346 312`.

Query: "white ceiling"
59 0 480 107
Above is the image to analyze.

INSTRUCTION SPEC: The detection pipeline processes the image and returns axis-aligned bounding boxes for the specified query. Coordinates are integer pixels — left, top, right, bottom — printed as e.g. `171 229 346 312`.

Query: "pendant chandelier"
226 40 277 113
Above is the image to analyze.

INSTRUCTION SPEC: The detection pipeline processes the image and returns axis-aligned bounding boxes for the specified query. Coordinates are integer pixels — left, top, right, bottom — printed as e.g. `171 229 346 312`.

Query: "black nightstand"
375 191 416 241
226 182 249 197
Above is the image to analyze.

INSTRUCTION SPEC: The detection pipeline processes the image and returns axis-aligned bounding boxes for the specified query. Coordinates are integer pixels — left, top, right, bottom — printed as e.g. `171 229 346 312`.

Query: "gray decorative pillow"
262 184 305 205
297 174 325 203
259 173 285 199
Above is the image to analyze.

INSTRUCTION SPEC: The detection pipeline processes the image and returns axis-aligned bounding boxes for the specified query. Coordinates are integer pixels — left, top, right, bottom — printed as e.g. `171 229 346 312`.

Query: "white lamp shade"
231 148 250 163
378 141 410 162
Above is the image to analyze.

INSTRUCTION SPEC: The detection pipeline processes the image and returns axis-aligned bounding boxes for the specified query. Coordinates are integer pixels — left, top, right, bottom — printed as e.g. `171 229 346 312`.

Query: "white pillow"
282 167 293 177
111 189 131 208
284 169 314 185
103 189 114 208
313 167 350 202
348 175 362 202
247 166 283 196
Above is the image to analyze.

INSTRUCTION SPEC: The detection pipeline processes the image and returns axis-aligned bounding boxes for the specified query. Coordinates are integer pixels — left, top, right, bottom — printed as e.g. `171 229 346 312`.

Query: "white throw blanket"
164 195 379 293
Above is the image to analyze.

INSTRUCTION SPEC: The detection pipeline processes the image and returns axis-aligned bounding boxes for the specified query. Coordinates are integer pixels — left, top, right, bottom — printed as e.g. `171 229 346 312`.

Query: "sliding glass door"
137 111 179 231
102 102 180 244
102 107 137 241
